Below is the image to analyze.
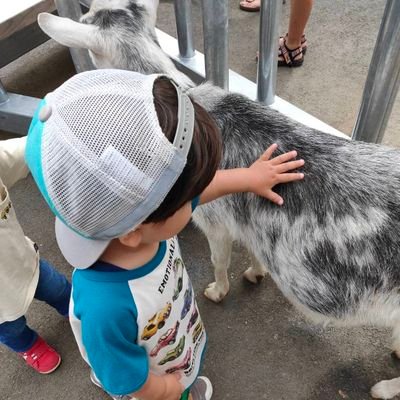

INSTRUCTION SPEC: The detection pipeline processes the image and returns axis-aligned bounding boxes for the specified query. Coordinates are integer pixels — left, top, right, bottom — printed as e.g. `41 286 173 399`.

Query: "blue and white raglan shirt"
69 229 206 396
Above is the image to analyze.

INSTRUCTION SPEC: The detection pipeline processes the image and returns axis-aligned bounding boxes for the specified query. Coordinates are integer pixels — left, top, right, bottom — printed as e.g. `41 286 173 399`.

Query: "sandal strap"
281 33 306 44
279 34 307 56
279 41 303 66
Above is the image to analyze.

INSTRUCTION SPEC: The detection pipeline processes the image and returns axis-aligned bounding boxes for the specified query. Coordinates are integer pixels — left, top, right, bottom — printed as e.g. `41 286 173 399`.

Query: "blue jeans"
0 259 71 352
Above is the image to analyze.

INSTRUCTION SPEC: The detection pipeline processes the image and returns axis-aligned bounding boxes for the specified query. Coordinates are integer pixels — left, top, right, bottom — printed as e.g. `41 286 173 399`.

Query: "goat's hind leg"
243 250 268 284
391 324 400 359
203 227 232 303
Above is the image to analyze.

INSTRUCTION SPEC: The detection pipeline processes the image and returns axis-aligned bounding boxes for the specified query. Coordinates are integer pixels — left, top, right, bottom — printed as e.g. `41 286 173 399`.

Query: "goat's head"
38 0 189 85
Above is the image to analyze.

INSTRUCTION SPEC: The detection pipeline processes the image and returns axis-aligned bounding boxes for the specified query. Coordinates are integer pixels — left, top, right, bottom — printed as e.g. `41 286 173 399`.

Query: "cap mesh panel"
41 70 176 237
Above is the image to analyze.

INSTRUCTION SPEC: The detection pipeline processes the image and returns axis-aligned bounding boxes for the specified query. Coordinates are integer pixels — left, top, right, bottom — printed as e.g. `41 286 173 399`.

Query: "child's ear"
119 230 142 248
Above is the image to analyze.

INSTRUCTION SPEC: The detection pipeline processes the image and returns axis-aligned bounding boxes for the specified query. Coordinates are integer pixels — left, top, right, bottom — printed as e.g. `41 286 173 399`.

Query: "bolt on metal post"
352 0 400 143
201 0 229 90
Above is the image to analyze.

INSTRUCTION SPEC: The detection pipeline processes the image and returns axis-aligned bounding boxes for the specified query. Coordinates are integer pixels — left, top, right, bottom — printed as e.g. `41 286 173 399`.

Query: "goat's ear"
38 13 103 54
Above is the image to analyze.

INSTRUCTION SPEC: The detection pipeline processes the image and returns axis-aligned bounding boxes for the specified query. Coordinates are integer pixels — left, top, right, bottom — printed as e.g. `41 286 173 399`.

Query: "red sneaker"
19 337 61 374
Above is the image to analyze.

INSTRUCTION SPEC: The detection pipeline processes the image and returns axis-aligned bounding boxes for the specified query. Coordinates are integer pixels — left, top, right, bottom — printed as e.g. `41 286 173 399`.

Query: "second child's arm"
200 144 304 206
0 137 29 189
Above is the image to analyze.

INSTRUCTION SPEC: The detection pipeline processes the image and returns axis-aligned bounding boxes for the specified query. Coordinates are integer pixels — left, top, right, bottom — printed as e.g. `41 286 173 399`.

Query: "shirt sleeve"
73 278 149 396
0 137 29 189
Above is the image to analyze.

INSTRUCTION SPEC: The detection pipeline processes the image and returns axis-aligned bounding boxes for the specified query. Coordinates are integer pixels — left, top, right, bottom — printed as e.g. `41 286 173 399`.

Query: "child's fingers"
270 150 298 165
276 172 305 183
275 159 304 173
265 189 284 206
260 143 278 161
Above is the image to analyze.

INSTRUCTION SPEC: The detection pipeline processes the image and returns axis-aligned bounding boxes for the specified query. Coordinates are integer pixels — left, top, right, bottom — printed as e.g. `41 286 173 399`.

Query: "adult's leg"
34 259 71 317
286 0 313 49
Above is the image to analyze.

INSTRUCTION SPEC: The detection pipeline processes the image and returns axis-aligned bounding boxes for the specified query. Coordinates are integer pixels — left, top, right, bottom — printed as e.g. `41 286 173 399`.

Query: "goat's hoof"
371 380 400 399
243 267 267 284
204 282 228 303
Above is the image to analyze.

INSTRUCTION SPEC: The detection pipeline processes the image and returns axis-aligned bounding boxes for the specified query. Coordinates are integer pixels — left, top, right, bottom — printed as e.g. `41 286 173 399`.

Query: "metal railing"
0 1 93 135
1 0 399 143
351 0 400 143
174 0 281 103
173 0 400 143
257 0 282 105
0 80 9 104
174 0 195 59
201 0 229 90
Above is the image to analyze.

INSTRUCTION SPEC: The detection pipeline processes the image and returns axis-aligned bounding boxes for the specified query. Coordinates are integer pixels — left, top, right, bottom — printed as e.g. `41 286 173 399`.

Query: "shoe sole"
195 376 213 400
239 5 260 11
38 357 62 374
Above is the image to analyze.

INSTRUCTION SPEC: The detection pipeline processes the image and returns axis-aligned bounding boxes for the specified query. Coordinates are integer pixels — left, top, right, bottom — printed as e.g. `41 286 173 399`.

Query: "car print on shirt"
141 302 172 341
149 321 180 357
192 321 203 344
180 285 193 320
165 347 192 374
186 307 199 333
158 335 186 365
172 258 184 301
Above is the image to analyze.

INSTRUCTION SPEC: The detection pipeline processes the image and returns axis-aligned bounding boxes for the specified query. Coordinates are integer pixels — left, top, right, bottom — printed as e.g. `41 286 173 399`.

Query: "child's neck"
100 240 159 270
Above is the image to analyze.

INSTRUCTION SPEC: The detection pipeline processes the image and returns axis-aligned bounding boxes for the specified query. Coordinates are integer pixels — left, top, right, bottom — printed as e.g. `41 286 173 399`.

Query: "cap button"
39 105 52 122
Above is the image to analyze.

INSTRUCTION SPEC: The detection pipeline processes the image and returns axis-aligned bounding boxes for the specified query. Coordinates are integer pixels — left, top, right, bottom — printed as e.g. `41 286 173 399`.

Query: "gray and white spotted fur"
38 2 400 398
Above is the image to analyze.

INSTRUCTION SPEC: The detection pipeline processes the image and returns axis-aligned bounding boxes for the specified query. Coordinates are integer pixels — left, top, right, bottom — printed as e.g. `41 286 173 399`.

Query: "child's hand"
248 143 304 205
163 373 185 400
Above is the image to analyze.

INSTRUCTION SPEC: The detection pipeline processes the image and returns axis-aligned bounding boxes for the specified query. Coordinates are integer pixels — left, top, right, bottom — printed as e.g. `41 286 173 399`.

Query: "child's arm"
131 372 183 400
200 144 304 206
0 137 29 189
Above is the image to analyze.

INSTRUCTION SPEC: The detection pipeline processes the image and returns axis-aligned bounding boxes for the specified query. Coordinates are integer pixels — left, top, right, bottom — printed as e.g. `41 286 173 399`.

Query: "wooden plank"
0 0 55 40
0 21 50 68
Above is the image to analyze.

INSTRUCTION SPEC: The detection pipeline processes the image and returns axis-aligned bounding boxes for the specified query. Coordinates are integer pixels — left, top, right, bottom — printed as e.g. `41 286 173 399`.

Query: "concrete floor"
1 1 400 399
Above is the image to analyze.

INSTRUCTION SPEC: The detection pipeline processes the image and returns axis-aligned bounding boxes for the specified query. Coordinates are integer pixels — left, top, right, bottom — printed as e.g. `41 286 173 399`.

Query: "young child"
25 69 304 399
0 137 71 374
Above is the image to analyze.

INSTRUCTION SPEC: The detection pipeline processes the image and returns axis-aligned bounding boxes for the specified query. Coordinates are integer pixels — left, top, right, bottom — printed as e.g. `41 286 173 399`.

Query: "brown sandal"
278 39 304 67
279 34 307 55
255 34 307 63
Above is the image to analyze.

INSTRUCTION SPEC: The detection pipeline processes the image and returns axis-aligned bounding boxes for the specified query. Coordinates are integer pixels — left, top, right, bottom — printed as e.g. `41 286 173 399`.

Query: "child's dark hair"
145 77 222 223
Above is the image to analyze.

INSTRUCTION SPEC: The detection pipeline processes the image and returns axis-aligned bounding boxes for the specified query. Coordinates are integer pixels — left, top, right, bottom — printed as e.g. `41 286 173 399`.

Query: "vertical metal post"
257 0 282 105
174 0 195 59
201 0 229 90
0 80 9 104
352 0 400 143
54 0 94 73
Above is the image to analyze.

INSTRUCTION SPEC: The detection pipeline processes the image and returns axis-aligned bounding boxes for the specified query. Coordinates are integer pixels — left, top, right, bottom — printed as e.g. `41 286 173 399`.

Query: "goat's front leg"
203 228 232 303
371 377 400 399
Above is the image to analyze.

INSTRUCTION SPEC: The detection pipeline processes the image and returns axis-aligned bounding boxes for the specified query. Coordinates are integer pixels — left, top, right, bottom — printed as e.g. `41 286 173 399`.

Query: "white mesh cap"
38 69 194 268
